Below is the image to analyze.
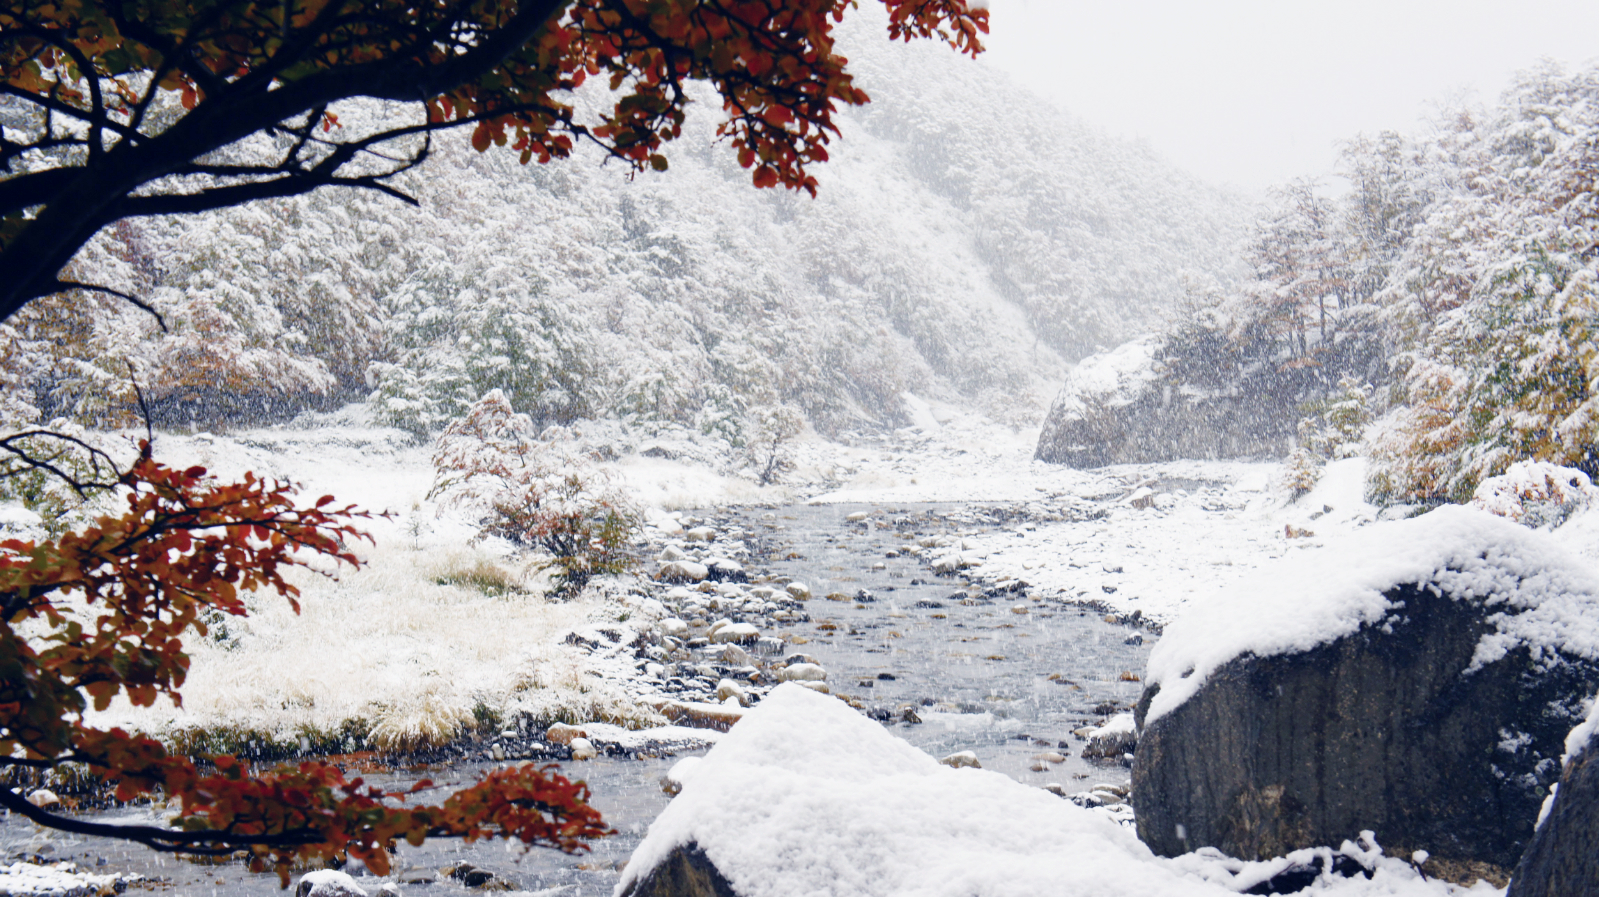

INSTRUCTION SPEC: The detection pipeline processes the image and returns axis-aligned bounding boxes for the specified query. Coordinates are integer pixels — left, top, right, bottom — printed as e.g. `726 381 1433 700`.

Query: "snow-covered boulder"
296 870 367 897
617 684 1241 897
1508 701 1599 896
1133 506 1599 871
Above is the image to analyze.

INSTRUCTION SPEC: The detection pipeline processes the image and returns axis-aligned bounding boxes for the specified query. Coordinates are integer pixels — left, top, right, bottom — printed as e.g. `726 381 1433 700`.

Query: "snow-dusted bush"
1277 446 1323 499
740 403 805 486
1469 461 1598 529
430 390 641 594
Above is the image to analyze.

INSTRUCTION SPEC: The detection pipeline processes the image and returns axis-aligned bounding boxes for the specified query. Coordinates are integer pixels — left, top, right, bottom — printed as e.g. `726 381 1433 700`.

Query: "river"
1 502 1152 897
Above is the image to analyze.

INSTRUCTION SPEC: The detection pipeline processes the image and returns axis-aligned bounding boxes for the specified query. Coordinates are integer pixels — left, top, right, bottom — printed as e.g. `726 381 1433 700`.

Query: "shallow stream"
1 502 1151 897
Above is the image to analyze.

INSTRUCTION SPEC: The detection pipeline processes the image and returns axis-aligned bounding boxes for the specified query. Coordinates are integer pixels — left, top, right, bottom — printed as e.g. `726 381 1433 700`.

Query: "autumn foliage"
431 390 641 594
0 439 609 882
0 0 989 318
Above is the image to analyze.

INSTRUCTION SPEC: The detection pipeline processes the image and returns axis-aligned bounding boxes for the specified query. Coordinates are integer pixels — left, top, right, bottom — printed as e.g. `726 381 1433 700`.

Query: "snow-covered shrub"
1469 461 1598 529
740 403 805 486
430 390 641 594
1278 446 1323 499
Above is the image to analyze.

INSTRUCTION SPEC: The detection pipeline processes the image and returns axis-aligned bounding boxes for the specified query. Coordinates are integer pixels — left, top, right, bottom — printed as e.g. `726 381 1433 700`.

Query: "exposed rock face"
618 843 739 897
1508 726 1599 896
1133 584 1599 870
1034 330 1378 467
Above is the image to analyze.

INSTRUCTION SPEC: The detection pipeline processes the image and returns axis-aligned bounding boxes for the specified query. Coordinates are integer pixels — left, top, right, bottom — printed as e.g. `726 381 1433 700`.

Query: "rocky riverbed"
2 499 1154 897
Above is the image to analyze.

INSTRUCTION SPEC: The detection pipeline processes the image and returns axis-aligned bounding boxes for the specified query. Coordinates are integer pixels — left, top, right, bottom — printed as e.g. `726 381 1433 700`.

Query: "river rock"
659 700 746 731
659 544 688 562
545 723 587 745
777 662 826 682
718 644 753 666
710 622 759 644
1507 716 1599 896
705 558 747 582
296 870 367 897
660 560 710 583
569 737 599 760
1133 508 1599 870
1080 713 1137 760
939 750 981 769
26 788 61 809
715 679 748 706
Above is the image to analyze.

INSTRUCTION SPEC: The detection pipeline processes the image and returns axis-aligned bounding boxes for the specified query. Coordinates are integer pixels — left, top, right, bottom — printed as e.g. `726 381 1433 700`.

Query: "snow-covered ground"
26 399 1599 895
58 401 1495 743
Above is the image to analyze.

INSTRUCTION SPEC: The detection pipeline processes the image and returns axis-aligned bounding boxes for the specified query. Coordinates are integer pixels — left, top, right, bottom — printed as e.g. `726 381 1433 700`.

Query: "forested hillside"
1039 61 1599 505
0 12 1245 443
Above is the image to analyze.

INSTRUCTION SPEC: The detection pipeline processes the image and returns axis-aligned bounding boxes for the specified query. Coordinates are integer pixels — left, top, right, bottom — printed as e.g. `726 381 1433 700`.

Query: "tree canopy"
0 0 988 321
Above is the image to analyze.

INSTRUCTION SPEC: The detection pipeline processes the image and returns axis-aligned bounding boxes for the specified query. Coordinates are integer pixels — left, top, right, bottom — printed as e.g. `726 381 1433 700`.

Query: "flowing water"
1 503 1151 897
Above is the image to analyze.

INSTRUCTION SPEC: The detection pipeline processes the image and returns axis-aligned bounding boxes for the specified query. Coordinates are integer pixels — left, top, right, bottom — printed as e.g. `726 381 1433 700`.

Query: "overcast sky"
977 0 1599 193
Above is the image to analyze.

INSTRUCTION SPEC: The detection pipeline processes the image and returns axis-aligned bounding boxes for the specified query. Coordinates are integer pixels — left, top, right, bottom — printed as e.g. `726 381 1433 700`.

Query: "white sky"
979 0 1599 193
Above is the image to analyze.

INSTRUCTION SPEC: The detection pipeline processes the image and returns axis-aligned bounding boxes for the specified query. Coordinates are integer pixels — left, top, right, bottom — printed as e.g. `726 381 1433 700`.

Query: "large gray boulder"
619 843 738 897
1133 507 1599 873
1507 715 1599 896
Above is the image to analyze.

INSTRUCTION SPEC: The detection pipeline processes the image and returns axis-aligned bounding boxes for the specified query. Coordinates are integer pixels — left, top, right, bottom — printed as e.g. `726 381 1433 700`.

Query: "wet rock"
1133 583 1599 868
1508 724 1599 897
618 842 738 897
296 870 367 897
706 558 747 582
445 864 497 888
